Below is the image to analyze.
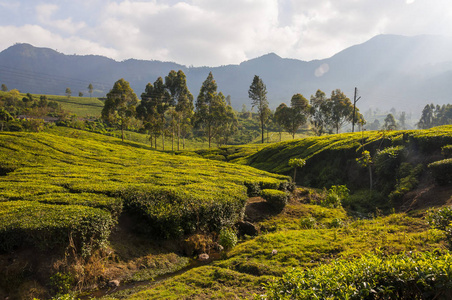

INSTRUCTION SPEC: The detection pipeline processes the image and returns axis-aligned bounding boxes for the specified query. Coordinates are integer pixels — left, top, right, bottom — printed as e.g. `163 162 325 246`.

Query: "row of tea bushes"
0 128 289 252
263 251 452 299
0 201 113 255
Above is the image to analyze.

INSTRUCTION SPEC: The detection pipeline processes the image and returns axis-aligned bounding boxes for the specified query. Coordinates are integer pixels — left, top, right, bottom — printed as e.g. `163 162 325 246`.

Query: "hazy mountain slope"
1 34 452 114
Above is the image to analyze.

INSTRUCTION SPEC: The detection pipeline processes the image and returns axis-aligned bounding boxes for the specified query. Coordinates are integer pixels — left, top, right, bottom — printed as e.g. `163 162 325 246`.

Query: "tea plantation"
0 127 289 254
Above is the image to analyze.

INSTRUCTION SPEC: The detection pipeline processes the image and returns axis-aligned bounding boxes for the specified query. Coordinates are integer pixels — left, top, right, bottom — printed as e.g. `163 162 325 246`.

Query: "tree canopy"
101 78 138 142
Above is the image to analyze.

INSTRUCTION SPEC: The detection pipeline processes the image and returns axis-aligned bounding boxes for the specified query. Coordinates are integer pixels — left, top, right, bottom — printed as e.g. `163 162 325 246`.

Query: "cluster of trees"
101 71 238 149
0 90 61 118
273 89 364 138
417 103 452 129
101 72 368 148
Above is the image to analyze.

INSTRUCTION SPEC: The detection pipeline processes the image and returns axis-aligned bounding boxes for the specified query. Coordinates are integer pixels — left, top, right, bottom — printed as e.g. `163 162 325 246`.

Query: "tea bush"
442 145 452 158
0 201 113 254
0 129 288 247
428 158 452 185
261 189 289 211
263 252 452 299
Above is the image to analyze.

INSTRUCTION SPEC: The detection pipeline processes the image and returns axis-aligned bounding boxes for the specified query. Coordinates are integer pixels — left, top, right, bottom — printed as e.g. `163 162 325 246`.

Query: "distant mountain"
1 35 452 115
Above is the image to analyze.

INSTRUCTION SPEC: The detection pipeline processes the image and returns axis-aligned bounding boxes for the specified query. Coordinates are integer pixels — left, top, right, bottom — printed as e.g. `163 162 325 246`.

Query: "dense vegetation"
0 128 288 252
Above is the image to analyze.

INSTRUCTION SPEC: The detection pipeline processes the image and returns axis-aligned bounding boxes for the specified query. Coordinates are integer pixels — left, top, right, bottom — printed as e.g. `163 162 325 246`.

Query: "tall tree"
195 72 227 148
417 104 434 129
65 87 71 99
383 113 397 130
327 89 354 134
309 89 330 136
137 77 170 149
274 94 311 139
101 78 138 142
88 83 93 98
165 70 194 151
248 75 269 143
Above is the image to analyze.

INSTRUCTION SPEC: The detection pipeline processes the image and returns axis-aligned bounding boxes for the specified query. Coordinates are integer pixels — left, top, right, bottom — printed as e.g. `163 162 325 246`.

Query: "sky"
1 0 452 67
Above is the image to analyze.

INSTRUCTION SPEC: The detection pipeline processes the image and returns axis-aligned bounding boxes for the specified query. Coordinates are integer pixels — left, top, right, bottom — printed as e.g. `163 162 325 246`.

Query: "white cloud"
35 3 86 35
0 25 118 58
2 0 452 66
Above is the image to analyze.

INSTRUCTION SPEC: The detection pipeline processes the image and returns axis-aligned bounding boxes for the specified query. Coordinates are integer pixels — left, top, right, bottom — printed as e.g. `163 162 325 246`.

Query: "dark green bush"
0 201 113 255
218 227 238 250
261 189 288 211
375 146 405 192
427 206 452 249
442 145 452 158
428 158 452 185
389 163 423 202
321 185 348 208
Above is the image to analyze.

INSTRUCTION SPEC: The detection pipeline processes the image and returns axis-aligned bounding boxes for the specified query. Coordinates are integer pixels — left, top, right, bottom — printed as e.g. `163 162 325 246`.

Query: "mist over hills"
1 34 452 115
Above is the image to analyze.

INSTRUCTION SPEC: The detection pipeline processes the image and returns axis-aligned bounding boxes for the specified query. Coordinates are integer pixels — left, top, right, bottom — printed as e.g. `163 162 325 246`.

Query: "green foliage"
389 163 423 201
261 189 289 211
288 158 306 168
299 217 317 229
49 272 75 295
442 145 452 158
219 227 238 250
427 207 452 248
0 129 288 247
321 185 348 208
429 158 452 185
262 252 452 299
245 126 452 191
0 201 113 254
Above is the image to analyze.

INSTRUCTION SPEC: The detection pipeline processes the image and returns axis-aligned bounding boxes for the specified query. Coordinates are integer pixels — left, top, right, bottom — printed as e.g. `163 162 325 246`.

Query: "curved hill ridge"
2 34 452 114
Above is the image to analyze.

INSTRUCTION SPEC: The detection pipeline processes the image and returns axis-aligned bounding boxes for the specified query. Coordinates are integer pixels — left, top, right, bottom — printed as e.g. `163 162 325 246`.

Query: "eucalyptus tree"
310 89 330 136
328 89 355 134
195 72 229 148
274 94 311 139
88 83 93 98
101 78 138 142
165 70 194 151
137 77 170 149
248 75 269 143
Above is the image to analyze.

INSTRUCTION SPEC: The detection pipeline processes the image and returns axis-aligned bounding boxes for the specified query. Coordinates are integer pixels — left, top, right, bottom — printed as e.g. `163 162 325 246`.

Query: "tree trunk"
208 125 211 148
177 124 180 151
162 131 165 151
121 123 124 142
261 119 264 143
369 165 373 191
293 167 297 183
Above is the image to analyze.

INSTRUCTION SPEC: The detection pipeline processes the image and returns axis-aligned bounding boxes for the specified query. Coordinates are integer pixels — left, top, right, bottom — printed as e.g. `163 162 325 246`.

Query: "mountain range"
1 34 452 115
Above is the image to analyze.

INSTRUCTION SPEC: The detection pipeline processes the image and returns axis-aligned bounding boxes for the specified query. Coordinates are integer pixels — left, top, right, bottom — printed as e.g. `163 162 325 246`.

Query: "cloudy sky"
1 0 451 66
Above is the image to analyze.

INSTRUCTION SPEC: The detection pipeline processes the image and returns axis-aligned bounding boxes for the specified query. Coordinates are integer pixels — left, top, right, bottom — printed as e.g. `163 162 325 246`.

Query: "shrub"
329 218 344 228
261 189 289 211
218 227 238 250
428 158 452 185
442 145 452 158
427 207 452 249
299 217 317 229
0 201 113 255
262 252 452 299
389 163 423 202
321 185 348 208
374 146 405 192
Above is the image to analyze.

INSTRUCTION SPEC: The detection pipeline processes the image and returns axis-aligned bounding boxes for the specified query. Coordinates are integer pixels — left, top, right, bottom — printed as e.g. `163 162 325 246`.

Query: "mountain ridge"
1 34 452 115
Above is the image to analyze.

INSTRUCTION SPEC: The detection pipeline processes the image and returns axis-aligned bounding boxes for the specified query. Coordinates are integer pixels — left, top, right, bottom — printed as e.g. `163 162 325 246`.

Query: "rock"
236 221 258 236
271 249 278 256
108 280 120 287
198 253 209 261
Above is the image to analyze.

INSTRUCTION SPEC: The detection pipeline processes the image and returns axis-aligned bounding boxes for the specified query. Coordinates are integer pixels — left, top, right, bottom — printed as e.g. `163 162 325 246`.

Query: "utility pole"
352 87 361 132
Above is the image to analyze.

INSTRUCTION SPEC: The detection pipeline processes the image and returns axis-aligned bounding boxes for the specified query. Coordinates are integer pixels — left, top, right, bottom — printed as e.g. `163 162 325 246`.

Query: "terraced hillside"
0 127 289 254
